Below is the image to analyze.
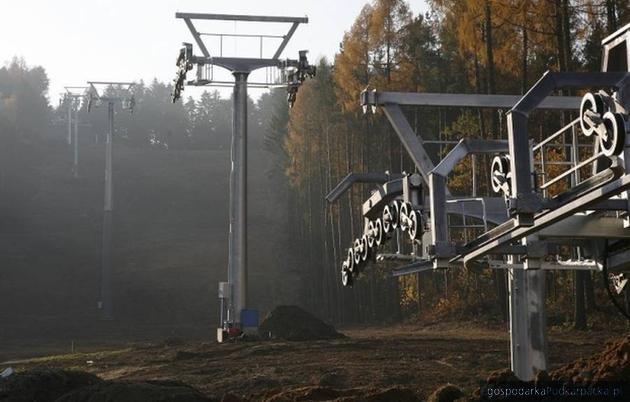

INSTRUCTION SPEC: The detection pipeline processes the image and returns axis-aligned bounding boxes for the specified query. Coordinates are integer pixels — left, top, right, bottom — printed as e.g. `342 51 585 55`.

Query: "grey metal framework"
328 22 630 381
86 81 135 320
63 86 88 178
172 12 314 335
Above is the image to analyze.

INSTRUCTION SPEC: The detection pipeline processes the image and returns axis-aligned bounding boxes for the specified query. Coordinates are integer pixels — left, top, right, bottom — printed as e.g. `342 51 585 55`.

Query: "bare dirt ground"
1 322 620 400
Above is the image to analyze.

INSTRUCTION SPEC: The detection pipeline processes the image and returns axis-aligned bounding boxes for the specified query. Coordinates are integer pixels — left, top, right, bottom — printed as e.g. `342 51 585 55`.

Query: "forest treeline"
1 0 630 329
0 58 272 152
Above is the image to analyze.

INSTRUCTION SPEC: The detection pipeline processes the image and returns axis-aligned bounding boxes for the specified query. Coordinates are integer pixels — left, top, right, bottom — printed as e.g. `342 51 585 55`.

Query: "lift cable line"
328 22 630 381
171 12 315 342
85 81 135 321
62 86 88 178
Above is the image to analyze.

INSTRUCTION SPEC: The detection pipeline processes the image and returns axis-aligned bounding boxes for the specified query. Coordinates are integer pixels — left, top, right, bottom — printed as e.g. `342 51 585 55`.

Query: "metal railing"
533 117 600 197
446 198 489 243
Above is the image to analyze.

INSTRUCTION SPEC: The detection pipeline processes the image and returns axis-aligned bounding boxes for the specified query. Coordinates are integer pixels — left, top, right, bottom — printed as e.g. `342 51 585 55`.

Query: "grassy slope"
0 141 298 344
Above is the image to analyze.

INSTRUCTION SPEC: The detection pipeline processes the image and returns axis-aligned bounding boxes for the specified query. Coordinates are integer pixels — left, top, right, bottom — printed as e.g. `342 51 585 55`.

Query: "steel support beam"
67 101 72 145
326 172 403 203
391 259 433 277
508 262 547 380
229 72 249 324
183 18 210 58
538 215 630 239
196 57 279 73
73 104 79 178
361 178 404 217
100 101 114 321
273 22 299 59
462 172 630 267
429 173 453 268
176 12 308 24
433 139 509 177
507 111 537 225
381 104 435 185
361 91 581 109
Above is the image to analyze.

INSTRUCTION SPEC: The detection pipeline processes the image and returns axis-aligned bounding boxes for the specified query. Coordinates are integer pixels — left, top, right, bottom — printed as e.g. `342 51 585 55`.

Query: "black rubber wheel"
580 92 605 137
374 218 384 246
491 154 510 194
345 247 355 273
408 209 419 240
367 221 376 248
399 202 411 232
390 200 401 229
353 238 362 266
382 204 394 234
601 112 626 157
360 234 369 261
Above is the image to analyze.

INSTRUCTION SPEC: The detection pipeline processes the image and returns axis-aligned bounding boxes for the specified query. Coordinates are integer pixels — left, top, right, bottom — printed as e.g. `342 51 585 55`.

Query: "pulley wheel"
345 247 355 273
382 204 394 234
600 112 626 157
360 234 370 261
408 209 420 241
490 155 510 194
399 202 411 232
580 92 605 137
367 221 376 248
374 218 384 246
353 238 362 266
390 200 401 229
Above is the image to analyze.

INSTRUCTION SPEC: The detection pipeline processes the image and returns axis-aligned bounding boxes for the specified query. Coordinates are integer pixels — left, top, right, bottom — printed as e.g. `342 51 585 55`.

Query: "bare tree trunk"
484 1 498 137
483 18 507 317
521 26 528 94
416 272 422 314
562 0 572 73
346 123 355 239
606 0 618 33
554 0 567 72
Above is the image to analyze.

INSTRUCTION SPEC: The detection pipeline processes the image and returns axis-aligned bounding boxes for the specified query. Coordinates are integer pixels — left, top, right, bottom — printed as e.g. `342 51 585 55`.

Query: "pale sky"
1 0 428 103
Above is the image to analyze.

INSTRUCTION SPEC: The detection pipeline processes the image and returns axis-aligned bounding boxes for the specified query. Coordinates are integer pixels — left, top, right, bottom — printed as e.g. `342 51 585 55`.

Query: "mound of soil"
258 306 344 341
56 379 213 402
427 384 464 402
0 369 213 402
550 335 630 382
445 336 630 401
0 368 101 402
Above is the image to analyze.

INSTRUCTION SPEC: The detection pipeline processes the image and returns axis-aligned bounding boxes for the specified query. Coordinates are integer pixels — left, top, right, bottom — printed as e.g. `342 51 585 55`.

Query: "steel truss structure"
86 81 135 320
328 23 630 380
171 12 315 338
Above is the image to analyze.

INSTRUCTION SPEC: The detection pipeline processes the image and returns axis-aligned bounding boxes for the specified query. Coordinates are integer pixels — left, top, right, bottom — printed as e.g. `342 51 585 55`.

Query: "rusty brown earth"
1 321 622 401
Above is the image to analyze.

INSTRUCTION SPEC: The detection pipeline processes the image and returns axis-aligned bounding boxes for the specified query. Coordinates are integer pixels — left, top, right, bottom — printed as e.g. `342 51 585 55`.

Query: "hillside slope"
0 141 298 342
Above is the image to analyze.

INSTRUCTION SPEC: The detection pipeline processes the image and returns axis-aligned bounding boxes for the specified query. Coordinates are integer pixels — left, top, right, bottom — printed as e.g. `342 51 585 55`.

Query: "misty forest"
2 0 630 401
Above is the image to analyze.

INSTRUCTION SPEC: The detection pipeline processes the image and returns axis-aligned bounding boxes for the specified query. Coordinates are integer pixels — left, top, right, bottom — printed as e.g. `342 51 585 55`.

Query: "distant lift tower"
172 12 315 340
63 86 88 178
86 81 135 320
